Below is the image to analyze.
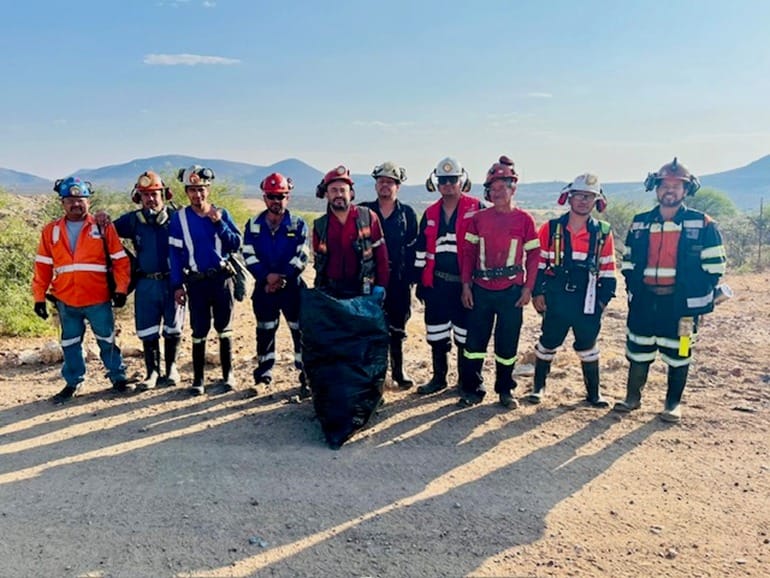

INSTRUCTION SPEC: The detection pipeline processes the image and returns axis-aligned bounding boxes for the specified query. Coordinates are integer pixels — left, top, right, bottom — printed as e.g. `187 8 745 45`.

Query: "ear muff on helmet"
644 172 701 196
425 172 437 193
315 180 327 199
461 171 472 193
53 179 63 194
595 191 607 212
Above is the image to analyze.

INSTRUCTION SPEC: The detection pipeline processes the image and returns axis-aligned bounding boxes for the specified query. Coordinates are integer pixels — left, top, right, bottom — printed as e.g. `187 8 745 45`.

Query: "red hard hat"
483 155 519 187
323 165 354 187
260 172 294 194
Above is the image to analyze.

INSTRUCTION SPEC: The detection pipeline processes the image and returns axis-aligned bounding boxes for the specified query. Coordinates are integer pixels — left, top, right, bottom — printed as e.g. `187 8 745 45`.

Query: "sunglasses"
265 193 288 201
437 175 459 185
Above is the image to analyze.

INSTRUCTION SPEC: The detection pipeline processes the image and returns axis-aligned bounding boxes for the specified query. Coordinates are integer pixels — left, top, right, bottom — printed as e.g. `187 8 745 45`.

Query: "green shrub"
0 191 55 336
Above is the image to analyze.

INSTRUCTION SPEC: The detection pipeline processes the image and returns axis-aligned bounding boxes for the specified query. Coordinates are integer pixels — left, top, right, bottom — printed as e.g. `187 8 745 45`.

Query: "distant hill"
3 154 769 212
0 168 52 191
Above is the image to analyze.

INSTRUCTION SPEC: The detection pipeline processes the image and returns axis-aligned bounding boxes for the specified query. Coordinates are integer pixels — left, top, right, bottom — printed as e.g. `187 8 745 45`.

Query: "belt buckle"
565 282 577 293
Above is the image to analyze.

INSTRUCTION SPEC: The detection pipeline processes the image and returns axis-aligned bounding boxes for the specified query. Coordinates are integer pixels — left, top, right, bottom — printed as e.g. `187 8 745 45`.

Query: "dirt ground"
0 271 768 578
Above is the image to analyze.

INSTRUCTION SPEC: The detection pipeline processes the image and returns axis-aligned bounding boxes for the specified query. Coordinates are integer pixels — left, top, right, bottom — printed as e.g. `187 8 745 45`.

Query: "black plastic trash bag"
300 287 388 449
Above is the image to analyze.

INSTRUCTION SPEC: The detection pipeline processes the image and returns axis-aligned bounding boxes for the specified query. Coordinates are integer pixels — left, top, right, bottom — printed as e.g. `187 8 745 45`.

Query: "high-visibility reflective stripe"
372 238 384 248
687 293 713 308
289 256 303 268
178 209 198 271
701 246 724 259
626 348 657 362
218 330 233 338
294 352 303 363
598 255 614 265
599 270 616 279
258 352 276 363
192 337 206 344
426 322 452 333
576 347 600 362
571 250 589 261
479 237 487 270
465 232 480 244
169 237 184 248
288 321 300 330
523 238 539 251
54 264 108 274
620 262 634 271
94 332 115 344
465 350 486 360
427 329 451 342
703 263 726 274
451 324 467 338
36 255 54 265
111 250 127 260
257 320 279 330
643 267 676 278
435 245 458 254
52 225 61 244
61 335 82 347
244 255 259 265
682 219 703 229
495 354 517 365
163 325 182 335
660 353 692 367
137 325 161 338
241 245 256 255
506 239 517 267
249 221 261 234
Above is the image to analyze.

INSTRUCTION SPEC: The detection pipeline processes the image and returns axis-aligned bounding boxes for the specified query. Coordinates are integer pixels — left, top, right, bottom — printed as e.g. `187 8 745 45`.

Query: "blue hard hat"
54 177 92 198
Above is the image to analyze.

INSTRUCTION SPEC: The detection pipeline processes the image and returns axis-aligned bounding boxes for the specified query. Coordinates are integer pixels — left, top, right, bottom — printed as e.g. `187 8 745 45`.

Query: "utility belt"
434 270 461 283
473 265 523 280
645 285 675 296
545 268 589 293
184 266 232 282
138 271 169 280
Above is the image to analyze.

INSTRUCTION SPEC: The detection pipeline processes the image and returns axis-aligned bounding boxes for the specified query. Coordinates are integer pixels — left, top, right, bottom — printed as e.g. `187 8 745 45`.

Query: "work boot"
190 340 206 396
613 361 650 412
661 364 689 423
525 358 551 404
163 336 181 386
499 390 518 409
112 379 134 394
215 336 236 393
582 360 609 408
253 366 273 386
52 385 77 405
416 346 448 395
390 337 414 389
137 338 161 391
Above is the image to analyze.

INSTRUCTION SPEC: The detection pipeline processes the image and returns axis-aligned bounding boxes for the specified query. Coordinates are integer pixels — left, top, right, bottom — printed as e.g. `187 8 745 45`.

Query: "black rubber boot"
218 336 235 392
525 358 551 404
417 345 448 395
613 361 650 412
661 364 689 422
163 335 181 386
190 341 206 396
138 339 160 391
582 360 609 408
390 337 414 390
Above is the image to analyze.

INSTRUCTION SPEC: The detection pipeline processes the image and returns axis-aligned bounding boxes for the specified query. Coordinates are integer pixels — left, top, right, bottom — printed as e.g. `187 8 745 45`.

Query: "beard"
330 198 349 212
658 193 684 208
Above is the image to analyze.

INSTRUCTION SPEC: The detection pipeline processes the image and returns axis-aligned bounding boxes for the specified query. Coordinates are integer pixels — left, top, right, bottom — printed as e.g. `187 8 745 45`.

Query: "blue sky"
2 0 769 183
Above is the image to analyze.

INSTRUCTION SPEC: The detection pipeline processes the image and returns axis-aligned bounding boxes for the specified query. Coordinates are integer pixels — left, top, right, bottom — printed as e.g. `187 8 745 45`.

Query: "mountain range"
2 154 769 212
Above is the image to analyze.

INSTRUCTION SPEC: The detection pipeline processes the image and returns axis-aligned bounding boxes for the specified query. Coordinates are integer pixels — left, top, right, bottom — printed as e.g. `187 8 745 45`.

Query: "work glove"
34 302 48 320
112 293 127 308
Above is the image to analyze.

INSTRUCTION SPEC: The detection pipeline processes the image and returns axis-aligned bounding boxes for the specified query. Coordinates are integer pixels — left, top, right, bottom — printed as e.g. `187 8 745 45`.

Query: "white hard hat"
435 157 464 177
177 165 215 187
568 173 601 195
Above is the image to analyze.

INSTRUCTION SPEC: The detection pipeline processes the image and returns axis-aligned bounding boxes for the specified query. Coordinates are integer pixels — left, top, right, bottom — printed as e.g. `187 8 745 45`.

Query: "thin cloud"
353 120 415 130
202 1 216 6
527 92 553 99
144 53 240 66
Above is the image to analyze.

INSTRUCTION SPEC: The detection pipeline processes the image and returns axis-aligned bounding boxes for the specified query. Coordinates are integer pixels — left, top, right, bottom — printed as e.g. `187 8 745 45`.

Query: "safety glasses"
437 175 459 185
265 194 288 201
